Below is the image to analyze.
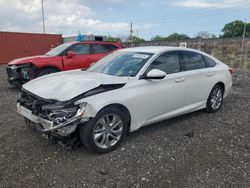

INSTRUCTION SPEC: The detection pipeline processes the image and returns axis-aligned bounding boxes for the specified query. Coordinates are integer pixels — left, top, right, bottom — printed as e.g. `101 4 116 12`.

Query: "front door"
63 43 91 70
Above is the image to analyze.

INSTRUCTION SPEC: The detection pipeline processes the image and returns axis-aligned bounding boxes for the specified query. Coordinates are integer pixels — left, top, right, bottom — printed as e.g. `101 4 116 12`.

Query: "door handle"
206 72 215 77
175 77 185 83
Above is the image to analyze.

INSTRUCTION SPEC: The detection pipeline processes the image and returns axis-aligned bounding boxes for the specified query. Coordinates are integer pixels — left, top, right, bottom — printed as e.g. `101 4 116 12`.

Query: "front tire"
80 107 127 154
205 84 224 113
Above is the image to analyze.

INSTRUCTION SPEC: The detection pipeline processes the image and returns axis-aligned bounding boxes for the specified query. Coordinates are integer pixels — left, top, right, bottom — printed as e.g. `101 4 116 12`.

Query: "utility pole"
41 0 45 33
240 19 246 69
130 21 133 46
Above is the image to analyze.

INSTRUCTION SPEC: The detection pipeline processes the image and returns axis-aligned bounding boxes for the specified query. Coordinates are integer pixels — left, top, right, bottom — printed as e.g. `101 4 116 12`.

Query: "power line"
133 7 249 25
137 9 249 26
131 7 249 37
133 4 250 23
133 8 219 23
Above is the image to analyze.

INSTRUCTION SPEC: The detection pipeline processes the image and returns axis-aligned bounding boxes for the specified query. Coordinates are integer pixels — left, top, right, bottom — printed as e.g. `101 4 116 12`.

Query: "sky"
0 0 250 40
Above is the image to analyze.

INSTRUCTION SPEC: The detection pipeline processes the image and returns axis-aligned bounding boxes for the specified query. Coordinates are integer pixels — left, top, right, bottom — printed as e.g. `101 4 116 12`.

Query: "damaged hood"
23 70 129 101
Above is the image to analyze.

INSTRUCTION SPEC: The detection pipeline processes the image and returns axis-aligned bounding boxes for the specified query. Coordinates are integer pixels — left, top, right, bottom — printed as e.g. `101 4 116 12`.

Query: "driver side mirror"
141 69 166 79
66 51 76 58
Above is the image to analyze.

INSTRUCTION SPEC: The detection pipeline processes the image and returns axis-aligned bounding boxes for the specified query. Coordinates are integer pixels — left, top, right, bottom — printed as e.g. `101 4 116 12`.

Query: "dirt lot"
0 65 249 188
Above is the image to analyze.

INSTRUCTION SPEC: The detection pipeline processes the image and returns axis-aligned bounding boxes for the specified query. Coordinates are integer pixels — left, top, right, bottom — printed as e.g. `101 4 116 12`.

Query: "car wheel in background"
80 107 127 154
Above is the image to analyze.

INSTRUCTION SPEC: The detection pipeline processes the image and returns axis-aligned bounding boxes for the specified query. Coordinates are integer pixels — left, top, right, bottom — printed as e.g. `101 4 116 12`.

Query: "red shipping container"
0 31 62 64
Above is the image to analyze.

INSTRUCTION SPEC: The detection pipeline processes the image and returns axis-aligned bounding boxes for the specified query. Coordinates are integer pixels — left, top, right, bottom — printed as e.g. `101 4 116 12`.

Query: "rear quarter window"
204 56 217 67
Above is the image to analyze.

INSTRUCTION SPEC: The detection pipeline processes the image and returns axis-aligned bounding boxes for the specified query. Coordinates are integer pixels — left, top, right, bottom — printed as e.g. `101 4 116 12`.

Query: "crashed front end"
17 89 88 146
6 64 37 85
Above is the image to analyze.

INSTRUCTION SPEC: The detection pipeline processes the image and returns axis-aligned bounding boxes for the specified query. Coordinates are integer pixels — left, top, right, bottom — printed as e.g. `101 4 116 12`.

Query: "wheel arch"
38 66 61 72
215 81 225 92
98 103 131 134
207 81 225 99
35 66 61 77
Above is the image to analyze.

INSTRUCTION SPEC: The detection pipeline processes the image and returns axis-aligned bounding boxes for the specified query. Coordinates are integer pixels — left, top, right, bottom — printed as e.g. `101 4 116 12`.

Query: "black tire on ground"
205 84 224 113
80 107 128 154
36 68 59 78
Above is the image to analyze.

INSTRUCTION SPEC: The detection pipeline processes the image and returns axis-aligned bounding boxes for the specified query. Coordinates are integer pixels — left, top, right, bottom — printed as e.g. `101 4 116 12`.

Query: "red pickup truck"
6 41 122 85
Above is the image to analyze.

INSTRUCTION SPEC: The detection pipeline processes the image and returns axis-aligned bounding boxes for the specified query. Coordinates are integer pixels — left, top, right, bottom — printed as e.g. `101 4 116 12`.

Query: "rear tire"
80 107 128 154
205 84 224 113
36 68 59 78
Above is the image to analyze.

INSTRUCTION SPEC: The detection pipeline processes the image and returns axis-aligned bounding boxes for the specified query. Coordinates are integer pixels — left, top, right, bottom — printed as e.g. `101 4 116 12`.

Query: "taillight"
228 67 233 74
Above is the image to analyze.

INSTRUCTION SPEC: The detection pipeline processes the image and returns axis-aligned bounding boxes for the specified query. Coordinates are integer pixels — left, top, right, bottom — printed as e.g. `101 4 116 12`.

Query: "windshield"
88 51 153 77
45 43 72 56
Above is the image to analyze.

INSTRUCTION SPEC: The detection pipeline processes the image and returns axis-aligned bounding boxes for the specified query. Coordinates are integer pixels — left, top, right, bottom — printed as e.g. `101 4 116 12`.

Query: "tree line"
107 20 250 43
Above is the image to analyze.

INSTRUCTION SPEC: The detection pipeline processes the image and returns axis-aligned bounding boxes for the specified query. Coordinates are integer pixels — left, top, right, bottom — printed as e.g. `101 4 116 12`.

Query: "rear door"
179 51 214 106
62 43 90 70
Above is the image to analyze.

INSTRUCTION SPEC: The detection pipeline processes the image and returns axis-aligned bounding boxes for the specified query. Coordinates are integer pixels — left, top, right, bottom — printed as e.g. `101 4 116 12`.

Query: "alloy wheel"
93 113 123 149
210 87 223 110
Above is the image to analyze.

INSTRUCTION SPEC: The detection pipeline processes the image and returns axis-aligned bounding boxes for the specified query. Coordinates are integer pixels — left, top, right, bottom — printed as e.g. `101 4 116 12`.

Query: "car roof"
119 46 205 54
69 41 121 45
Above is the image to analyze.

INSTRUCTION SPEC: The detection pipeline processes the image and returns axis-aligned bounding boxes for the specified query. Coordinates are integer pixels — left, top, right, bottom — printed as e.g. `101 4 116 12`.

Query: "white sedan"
17 46 232 153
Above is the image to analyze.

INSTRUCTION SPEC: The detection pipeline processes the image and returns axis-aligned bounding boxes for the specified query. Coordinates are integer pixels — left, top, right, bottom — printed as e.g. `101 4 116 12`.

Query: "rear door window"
104 44 117 51
180 51 206 71
91 44 116 54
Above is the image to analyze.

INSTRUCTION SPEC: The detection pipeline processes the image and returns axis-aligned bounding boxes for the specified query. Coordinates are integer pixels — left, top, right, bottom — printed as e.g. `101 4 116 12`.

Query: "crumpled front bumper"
17 103 89 136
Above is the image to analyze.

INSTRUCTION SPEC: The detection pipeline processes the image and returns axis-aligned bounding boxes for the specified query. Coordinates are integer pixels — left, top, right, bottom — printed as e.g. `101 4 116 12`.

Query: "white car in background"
17 46 232 153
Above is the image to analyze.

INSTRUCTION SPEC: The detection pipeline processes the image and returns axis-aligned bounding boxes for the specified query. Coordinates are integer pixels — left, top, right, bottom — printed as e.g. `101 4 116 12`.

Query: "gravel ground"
0 65 249 188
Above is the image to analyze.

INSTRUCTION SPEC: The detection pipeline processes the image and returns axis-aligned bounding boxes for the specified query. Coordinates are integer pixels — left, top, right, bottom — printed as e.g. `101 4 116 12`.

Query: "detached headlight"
48 107 78 124
42 103 87 124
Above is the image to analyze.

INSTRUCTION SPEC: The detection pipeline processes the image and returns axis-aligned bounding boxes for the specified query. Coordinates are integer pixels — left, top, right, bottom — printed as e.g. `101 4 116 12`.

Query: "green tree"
151 35 165 41
166 33 190 40
128 36 145 43
107 35 122 43
195 31 217 39
221 20 250 38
